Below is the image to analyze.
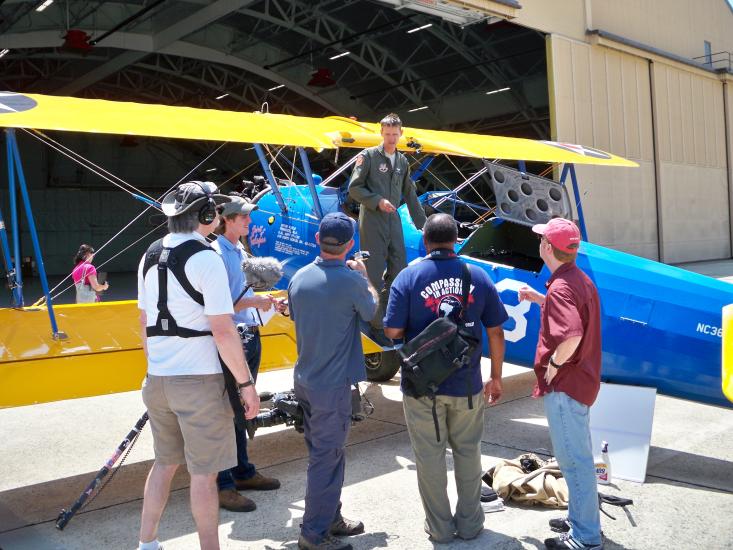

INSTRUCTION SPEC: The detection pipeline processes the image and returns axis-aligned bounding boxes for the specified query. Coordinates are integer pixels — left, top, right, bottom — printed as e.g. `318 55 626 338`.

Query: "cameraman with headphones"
137 182 259 550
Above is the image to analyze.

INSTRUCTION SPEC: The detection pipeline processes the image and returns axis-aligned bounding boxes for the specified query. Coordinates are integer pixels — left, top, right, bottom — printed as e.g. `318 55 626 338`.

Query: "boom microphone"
241 256 283 291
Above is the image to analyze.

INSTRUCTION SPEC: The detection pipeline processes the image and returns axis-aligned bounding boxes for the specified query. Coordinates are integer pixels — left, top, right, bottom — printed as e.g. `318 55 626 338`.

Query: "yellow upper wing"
0 92 637 167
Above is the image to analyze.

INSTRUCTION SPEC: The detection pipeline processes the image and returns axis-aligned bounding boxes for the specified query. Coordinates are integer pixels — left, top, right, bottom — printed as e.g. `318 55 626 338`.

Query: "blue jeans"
217 332 261 490
544 391 602 546
295 382 352 545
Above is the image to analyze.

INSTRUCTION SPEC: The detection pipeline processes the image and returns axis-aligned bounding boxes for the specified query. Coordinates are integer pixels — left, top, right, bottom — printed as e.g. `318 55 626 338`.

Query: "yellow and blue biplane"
0 92 731 409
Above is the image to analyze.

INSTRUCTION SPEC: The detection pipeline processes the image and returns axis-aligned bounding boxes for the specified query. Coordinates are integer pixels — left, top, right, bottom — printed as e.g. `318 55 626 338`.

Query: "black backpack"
399 259 480 441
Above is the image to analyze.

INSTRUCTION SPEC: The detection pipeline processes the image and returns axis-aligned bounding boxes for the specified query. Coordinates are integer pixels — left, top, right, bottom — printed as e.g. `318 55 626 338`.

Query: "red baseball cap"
532 218 581 253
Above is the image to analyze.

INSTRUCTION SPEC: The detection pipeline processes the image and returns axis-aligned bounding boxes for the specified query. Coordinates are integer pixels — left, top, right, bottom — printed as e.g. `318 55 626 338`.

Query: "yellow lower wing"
0 92 637 167
0 299 381 408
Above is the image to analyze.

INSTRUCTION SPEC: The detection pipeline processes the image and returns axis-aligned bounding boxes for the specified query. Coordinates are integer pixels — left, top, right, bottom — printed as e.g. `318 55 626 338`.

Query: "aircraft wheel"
365 350 400 382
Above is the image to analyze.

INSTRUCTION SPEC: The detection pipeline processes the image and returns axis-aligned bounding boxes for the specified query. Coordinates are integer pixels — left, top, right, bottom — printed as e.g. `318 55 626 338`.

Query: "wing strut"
254 143 287 213
0 197 21 307
4 129 66 338
2 133 22 306
297 147 323 220
410 155 435 183
560 163 588 241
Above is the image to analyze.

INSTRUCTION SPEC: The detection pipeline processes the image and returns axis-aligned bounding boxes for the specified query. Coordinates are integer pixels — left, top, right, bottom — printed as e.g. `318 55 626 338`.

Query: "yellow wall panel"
605 52 627 156
652 62 730 262
693 77 707 166
589 0 733 62
511 0 733 63
589 47 610 152
637 60 655 161
622 55 641 160
658 165 730 262
512 0 586 40
571 41 594 146
714 81 728 167
548 35 658 258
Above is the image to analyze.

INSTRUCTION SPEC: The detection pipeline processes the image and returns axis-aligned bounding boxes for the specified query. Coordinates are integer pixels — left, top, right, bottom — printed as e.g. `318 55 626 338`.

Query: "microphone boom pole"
56 412 149 530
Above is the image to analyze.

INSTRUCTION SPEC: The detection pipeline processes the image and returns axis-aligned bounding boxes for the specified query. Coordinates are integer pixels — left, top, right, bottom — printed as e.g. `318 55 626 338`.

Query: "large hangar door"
651 61 730 264
547 34 658 259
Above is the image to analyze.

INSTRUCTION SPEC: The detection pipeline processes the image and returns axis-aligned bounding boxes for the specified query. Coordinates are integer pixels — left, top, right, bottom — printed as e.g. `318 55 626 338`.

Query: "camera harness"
144 183 221 337
142 238 214 338
143 236 252 426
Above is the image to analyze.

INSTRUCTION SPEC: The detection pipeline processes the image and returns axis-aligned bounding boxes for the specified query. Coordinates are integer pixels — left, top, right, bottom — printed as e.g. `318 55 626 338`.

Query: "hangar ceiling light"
35 0 54 12
329 51 351 60
376 0 493 26
407 23 433 33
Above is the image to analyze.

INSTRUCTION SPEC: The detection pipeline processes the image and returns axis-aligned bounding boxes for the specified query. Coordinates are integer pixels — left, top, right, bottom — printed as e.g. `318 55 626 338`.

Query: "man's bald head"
423 213 458 247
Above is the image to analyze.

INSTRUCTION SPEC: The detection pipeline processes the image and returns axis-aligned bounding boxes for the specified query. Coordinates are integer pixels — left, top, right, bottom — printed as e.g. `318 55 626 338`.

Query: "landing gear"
364 350 400 382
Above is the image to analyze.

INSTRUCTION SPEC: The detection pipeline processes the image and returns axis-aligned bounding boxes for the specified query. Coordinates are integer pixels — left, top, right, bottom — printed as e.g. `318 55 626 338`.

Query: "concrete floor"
675 259 733 284
1 361 732 550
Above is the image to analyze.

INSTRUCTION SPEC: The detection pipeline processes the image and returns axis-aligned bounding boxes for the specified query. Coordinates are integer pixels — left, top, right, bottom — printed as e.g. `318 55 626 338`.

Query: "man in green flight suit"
348 113 427 343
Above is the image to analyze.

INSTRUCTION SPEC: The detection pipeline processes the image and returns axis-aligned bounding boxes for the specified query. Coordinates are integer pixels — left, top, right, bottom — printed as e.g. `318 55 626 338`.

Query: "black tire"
364 350 400 382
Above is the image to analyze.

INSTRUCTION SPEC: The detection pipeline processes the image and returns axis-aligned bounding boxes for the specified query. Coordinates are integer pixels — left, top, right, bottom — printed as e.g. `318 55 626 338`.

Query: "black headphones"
185 181 217 225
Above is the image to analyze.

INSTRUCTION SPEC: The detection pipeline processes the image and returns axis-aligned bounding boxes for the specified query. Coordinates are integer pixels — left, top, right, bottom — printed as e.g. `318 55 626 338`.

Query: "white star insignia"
0 92 20 113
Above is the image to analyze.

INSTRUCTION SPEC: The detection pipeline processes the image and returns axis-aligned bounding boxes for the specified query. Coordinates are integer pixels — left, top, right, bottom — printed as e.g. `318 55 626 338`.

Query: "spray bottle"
595 441 612 484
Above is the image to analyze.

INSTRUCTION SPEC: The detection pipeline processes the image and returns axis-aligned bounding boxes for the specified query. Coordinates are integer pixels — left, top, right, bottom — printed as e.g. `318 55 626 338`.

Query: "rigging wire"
539 164 555 178
27 129 157 202
410 156 483 220
264 145 315 219
42 142 229 300
321 153 359 187
288 148 297 184
21 129 160 204
45 220 168 303
442 154 493 212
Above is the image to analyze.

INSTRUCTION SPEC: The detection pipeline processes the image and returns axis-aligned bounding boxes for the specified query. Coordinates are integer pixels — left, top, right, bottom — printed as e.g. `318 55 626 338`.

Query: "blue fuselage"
250 185 733 407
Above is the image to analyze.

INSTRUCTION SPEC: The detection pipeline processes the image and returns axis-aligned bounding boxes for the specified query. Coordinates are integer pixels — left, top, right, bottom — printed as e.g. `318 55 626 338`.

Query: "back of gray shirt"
288 257 377 389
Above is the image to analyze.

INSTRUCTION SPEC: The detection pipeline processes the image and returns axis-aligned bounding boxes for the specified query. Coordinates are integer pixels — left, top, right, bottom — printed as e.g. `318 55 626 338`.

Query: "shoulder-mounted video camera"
245 387 373 439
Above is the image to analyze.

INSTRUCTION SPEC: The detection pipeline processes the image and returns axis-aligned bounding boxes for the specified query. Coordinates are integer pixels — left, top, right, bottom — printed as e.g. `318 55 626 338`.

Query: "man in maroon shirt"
519 217 603 550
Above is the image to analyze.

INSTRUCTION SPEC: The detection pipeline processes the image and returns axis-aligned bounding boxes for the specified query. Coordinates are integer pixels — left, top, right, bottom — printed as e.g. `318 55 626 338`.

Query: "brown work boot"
297 534 352 550
218 489 256 512
329 516 364 537
234 472 281 491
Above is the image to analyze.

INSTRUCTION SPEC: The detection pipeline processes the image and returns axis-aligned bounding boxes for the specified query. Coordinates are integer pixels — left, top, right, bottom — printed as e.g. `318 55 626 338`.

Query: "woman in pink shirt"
72 244 109 303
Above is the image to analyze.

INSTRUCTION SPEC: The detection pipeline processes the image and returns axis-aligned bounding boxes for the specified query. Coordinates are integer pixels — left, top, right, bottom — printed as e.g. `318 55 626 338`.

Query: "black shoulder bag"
398 259 480 441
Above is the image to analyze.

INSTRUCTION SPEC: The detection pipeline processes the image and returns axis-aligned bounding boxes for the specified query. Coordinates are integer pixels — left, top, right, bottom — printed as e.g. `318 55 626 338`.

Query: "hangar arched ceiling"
0 0 548 137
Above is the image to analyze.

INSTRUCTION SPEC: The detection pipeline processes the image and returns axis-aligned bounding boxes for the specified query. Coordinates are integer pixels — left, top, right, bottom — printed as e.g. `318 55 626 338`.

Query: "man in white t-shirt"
136 181 259 550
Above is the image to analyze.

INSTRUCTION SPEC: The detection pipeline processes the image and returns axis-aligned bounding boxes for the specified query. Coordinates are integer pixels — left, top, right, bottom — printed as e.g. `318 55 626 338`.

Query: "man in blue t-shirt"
384 213 507 544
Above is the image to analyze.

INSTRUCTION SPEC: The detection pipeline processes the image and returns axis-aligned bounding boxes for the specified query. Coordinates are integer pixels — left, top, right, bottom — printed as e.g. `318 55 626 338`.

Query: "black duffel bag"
399 260 479 441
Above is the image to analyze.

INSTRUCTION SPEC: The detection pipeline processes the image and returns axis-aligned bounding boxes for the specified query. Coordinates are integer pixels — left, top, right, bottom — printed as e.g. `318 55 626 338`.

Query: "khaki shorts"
142 374 236 475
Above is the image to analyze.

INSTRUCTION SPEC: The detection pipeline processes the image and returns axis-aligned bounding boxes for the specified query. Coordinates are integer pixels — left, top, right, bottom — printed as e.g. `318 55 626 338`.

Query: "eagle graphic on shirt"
420 277 475 321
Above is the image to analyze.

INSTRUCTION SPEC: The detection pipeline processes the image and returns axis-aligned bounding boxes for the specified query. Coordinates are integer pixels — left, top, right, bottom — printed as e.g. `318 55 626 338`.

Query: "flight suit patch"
378 162 388 173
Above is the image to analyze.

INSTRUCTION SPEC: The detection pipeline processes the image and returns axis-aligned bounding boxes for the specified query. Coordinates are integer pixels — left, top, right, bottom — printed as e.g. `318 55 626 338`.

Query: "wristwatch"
549 355 563 369
237 379 254 392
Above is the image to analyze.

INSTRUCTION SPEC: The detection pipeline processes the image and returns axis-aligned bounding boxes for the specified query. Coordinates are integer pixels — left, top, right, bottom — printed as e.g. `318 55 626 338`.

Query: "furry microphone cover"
241 256 283 290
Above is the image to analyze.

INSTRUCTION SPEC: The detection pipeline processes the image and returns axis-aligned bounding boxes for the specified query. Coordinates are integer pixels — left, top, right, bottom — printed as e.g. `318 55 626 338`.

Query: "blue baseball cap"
319 212 356 246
